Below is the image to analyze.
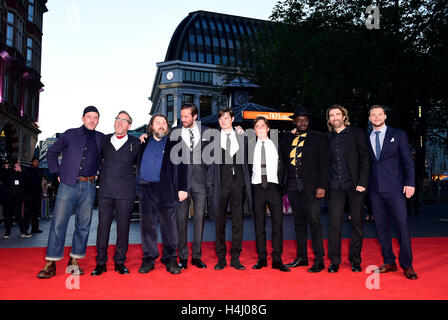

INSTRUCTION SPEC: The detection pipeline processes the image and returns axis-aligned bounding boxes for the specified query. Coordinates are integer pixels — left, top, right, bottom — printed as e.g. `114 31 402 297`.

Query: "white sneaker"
20 233 32 238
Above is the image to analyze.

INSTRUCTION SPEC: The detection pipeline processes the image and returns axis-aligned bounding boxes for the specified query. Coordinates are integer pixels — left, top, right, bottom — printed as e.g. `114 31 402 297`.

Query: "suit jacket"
367 126 415 193
170 124 212 187
208 129 253 221
280 130 330 200
98 134 140 200
136 133 188 204
327 127 370 190
47 125 104 186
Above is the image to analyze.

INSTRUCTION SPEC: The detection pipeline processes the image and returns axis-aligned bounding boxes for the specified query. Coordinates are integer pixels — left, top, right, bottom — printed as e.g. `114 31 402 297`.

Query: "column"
161 95 167 116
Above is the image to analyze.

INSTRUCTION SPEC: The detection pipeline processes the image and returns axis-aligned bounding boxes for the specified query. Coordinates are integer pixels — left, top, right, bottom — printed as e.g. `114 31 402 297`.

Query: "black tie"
189 128 194 151
261 141 268 188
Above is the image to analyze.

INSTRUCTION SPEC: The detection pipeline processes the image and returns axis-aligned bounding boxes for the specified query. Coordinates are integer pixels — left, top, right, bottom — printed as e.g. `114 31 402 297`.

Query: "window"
167 95 174 125
200 96 212 118
182 70 213 85
26 38 33 67
181 94 194 104
6 11 25 54
6 12 14 47
3 72 9 102
28 0 35 22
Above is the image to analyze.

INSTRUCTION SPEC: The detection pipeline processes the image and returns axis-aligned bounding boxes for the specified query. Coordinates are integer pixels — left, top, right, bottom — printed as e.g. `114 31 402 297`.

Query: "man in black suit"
251 116 289 272
91 111 140 276
173 103 211 269
23 157 43 234
137 114 188 274
280 106 329 273
208 107 252 271
326 105 370 273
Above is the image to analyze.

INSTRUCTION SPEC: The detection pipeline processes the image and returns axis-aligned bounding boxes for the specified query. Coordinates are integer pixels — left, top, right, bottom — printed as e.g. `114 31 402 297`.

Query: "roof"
164 10 273 65
200 102 278 124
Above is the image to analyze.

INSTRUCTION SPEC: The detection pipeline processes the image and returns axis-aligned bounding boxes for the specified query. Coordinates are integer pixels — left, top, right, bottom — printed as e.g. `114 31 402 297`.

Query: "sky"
38 0 277 141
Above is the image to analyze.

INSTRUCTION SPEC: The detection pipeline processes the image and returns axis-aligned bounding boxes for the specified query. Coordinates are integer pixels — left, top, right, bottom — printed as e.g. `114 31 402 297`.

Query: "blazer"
327 127 370 190
280 130 330 200
208 129 253 221
136 133 188 204
367 126 415 193
98 134 140 200
47 125 104 186
170 124 212 186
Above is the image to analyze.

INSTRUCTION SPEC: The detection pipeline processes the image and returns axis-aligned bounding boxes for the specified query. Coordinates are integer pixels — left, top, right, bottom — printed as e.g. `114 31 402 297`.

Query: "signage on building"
242 111 293 121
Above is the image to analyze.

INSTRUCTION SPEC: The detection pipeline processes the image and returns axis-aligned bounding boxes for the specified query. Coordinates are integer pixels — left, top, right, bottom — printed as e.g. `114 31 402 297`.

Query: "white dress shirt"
251 138 279 184
220 129 239 157
181 123 200 149
110 133 128 151
369 125 387 158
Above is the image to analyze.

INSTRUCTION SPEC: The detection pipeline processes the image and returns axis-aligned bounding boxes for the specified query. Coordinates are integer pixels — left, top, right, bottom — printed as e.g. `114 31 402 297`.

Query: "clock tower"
223 77 259 108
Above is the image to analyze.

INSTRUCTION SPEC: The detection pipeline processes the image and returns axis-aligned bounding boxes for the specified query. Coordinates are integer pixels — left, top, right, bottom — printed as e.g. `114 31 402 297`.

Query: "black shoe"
272 261 290 272
115 264 130 274
230 259 246 270
3 231 11 239
91 264 107 276
308 263 325 273
31 229 43 234
178 259 188 269
191 258 207 268
285 258 308 268
214 258 227 270
351 262 362 272
66 257 83 275
166 261 181 274
138 261 155 274
328 264 340 273
252 260 267 269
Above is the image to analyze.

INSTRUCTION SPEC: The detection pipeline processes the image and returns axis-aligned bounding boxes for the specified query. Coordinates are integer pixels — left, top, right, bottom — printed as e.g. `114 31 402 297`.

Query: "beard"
154 129 167 139
372 120 385 128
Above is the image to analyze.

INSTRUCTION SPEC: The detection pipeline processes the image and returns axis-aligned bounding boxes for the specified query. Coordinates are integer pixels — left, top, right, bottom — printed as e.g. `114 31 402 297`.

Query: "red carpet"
0 238 447 300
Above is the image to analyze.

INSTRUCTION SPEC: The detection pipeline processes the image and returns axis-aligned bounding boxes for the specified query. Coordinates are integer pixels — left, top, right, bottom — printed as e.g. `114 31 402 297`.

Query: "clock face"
166 71 174 81
234 91 249 105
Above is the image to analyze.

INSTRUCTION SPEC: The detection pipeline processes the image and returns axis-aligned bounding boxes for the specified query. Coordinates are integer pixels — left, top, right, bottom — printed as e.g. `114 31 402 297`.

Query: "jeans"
45 181 96 261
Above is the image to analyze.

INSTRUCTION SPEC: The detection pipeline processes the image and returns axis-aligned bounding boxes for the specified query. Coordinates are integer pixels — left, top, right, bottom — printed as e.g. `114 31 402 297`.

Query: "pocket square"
390 137 395 142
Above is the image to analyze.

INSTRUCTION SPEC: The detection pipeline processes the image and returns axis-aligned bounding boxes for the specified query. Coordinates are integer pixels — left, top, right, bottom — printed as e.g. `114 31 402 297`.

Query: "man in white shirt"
251 116 290 272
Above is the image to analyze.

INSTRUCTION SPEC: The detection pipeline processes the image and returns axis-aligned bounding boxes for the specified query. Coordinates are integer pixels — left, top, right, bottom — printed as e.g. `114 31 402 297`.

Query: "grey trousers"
177 183 207 260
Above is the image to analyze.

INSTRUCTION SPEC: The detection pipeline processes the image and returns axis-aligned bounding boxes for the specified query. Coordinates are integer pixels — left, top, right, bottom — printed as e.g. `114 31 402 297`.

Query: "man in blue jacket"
367 105 418 280
37 106 104 279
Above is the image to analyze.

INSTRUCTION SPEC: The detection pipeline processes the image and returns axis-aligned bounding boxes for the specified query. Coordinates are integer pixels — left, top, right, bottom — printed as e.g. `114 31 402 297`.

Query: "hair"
368 104 387 115
116 110 133 124
31 157 39 162
146 113 171 136
181 103 198 117
253 116 270 129
326 104 351 131
217 107 234 119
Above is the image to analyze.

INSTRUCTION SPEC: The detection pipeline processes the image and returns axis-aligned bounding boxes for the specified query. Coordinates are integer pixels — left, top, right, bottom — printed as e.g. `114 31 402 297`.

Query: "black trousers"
139 183 178 265
215 186 244 260
24 195 41 232
287 190 325 264
4 195 26 234
96 197 134 265
177 183 207 260
253 183 284 263
328 187 365 265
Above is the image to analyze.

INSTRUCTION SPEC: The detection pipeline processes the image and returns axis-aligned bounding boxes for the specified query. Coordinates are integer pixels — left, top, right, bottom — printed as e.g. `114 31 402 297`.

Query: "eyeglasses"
115 117 131 124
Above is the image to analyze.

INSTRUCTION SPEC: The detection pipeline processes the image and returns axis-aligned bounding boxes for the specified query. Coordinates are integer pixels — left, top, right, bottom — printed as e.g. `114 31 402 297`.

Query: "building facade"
0 0 47 165
149 10 271 125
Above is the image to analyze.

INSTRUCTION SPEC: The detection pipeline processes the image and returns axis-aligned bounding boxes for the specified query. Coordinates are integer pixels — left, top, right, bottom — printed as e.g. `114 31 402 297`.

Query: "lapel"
379 126 394 161
366 131 376 161
346 127 354 160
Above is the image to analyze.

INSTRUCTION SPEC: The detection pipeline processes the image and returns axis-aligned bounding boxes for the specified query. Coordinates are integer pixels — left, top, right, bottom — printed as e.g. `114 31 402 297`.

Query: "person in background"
23 157 43 234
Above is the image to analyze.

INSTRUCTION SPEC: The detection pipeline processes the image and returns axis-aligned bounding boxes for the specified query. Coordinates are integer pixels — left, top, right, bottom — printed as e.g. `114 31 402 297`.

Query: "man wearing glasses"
91 111 140 276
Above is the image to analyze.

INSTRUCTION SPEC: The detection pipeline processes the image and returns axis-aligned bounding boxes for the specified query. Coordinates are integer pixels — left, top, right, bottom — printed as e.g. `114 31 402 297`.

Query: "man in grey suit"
175 103 211 269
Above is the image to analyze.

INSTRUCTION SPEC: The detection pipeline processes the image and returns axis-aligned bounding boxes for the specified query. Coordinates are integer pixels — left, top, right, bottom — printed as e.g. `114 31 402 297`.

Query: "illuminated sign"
242 111 293 121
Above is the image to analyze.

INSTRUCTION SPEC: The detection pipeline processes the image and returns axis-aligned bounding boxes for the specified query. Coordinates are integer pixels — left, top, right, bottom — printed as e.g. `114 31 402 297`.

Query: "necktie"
261 141 268 188
375 131 381 160
189 128 194 151
225 133 232 165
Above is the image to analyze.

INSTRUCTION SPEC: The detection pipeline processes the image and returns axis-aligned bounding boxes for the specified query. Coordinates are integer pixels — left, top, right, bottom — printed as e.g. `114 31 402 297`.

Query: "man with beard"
279 106 329 273
367 105 418 280
326 105 370 273
137 114 188 274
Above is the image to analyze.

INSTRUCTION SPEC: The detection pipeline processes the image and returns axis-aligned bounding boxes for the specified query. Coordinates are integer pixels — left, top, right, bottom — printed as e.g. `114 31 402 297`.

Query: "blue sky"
38 0 277 140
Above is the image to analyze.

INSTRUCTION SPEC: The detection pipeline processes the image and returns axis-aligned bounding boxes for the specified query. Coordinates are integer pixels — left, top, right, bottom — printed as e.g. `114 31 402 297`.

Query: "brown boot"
66 257 84 275
37 261 56 279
